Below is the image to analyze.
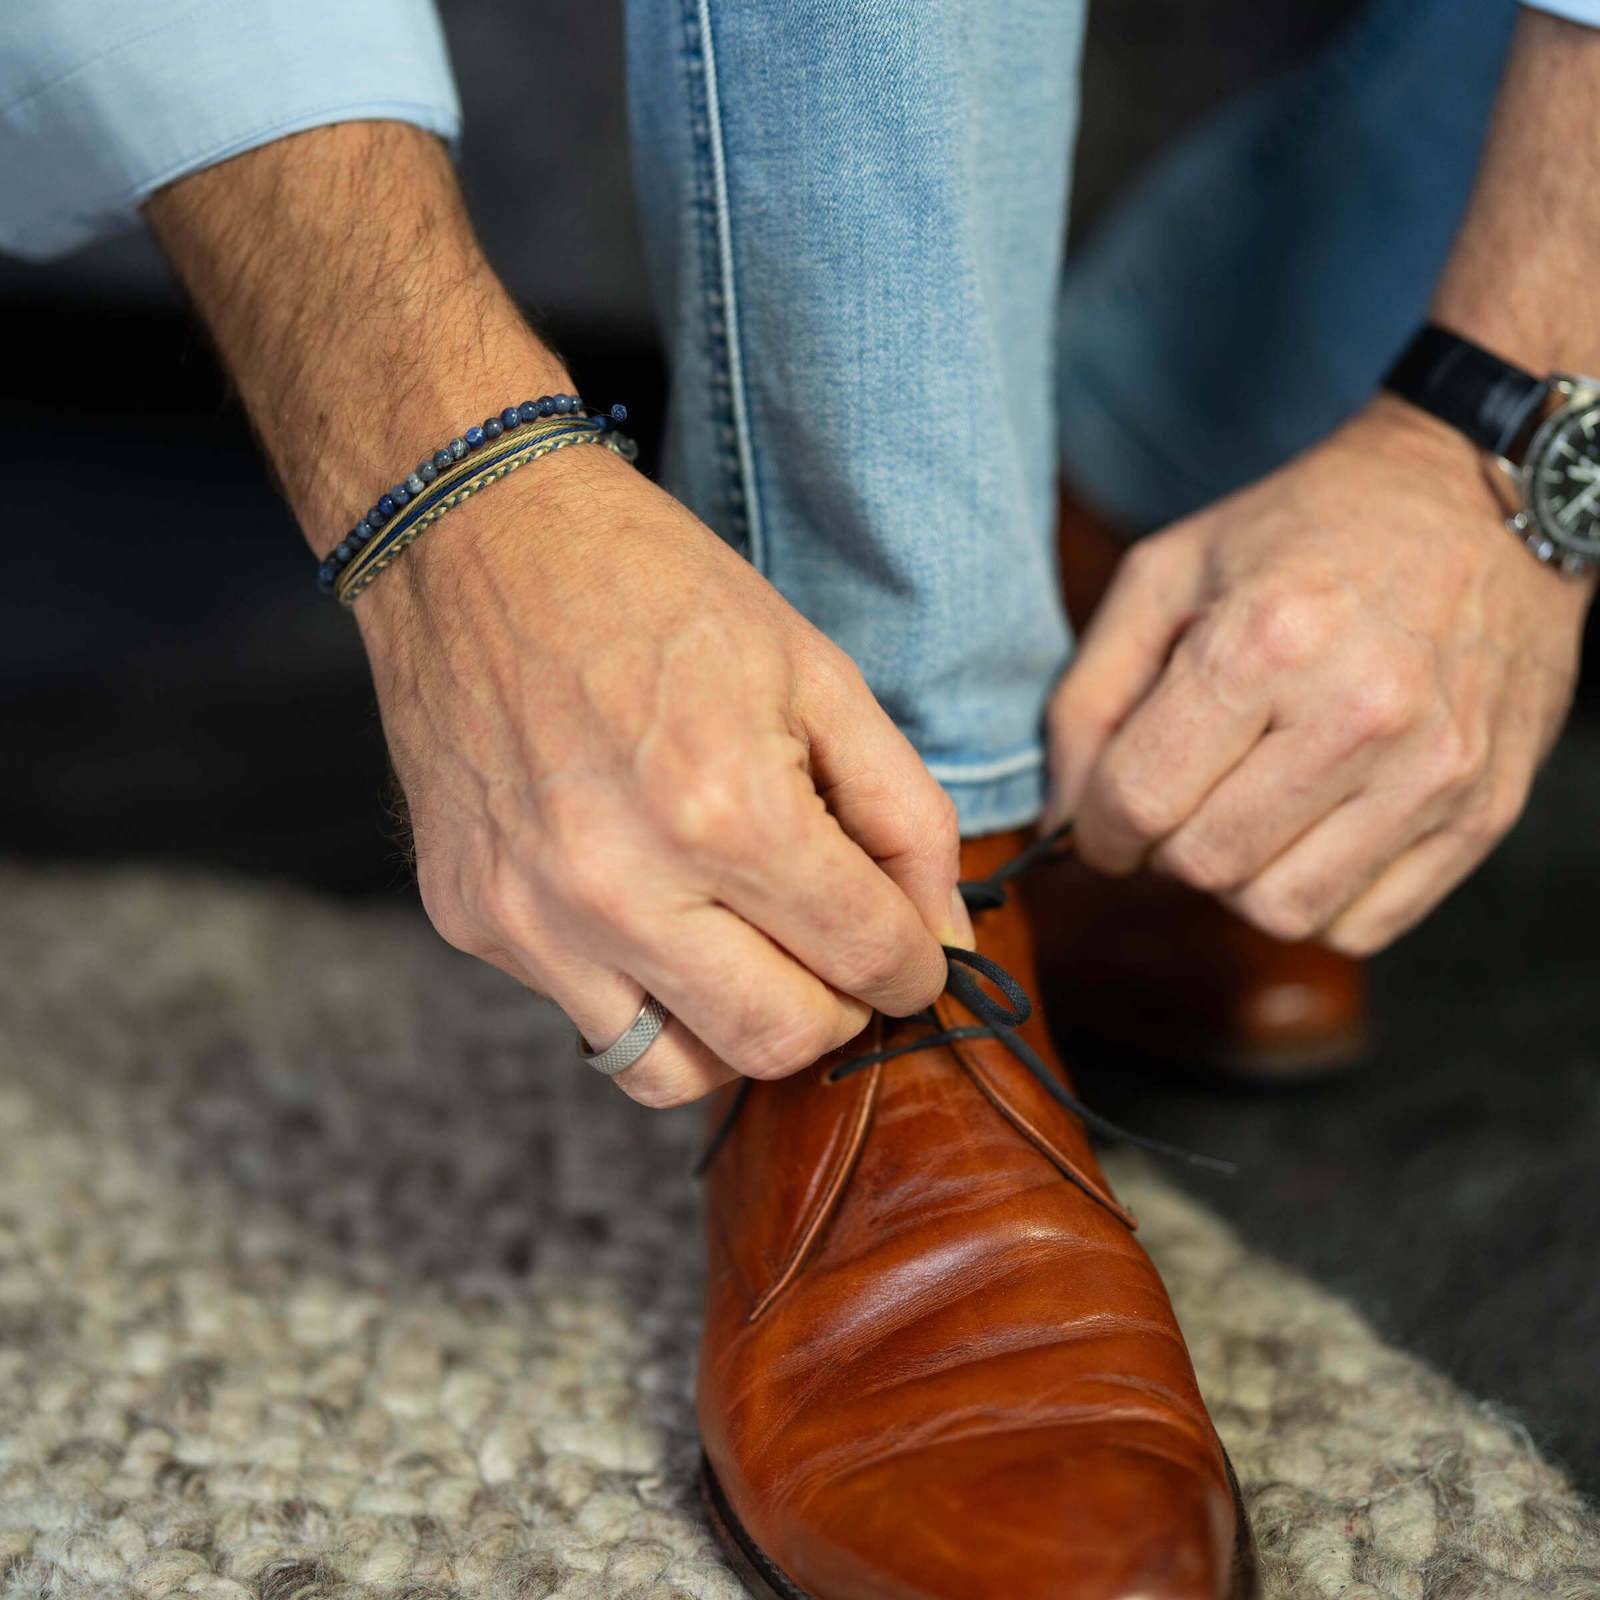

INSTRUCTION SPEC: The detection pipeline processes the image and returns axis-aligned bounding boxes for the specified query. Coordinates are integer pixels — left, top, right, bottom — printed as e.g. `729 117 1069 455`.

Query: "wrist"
291 328 574 554
1347 397 1598 610
1342 392 1484 483
351 430 639 663
146 121 572 555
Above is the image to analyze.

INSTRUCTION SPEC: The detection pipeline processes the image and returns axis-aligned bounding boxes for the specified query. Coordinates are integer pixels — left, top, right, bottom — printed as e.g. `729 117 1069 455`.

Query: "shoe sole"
701 1449 1261 1600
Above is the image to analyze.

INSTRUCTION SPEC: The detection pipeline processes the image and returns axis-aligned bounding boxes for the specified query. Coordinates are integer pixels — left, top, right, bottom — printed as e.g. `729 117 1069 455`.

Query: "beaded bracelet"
317 393 633 600
335 418 637 605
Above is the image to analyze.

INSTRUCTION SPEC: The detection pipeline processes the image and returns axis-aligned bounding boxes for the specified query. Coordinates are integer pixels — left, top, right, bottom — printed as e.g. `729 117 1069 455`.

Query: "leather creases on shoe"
694 824 1256 1599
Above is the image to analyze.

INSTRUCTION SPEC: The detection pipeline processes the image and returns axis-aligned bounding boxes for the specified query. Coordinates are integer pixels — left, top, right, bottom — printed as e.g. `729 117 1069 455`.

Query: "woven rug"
1 866 1596 1600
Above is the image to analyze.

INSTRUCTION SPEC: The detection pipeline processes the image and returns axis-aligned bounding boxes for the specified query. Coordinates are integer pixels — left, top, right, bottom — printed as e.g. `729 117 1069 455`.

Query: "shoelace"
695 824 1235 1179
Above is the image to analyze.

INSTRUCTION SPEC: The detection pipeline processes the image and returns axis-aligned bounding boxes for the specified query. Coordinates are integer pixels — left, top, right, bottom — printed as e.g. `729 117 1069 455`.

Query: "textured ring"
579 995 670 1077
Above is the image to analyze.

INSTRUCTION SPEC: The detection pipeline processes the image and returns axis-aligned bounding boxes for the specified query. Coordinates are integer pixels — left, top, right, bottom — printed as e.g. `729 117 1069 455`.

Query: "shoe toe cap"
784 1430 1242 1600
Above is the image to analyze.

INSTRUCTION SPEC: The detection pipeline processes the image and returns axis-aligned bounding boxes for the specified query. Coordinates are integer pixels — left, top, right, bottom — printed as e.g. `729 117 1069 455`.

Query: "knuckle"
1263 906 1320 944
1485 787 1527 839
735 1014 836 1082
1072 814 1141 875
419 871 490 957
656 766 760 855
1459 786 1522 850
1337 658 1424 742
1416 724 1484 798
896 973 946 1019
556 850 632 928
618 1070 705 1111
1325 919 1388 958
1099 764 1179 842
834 934 911 999
888 782 961 879
431 911 490 959
1241 585 1344 673
925 785 961 848
1161 833 1244 895
471 875 526 940
1116 536 1166 588
818 644 870 697
1051 681 1117 749
1238 886 1322 945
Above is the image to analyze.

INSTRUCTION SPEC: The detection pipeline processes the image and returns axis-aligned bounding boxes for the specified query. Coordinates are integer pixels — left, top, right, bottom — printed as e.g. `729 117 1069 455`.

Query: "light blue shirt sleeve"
0 0 461 260
1523 0 1600 24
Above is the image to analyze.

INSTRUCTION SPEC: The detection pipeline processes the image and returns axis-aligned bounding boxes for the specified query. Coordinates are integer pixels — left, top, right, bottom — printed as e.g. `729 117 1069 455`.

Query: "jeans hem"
933 754 1047 838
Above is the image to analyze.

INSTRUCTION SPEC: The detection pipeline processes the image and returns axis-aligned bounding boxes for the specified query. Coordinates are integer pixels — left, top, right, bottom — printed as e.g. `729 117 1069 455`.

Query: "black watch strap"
1383 323 1550 459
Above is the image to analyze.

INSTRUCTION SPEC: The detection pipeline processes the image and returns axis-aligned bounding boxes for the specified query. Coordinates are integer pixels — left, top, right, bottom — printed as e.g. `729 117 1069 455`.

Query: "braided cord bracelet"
336 420 636 604
317 392 635 602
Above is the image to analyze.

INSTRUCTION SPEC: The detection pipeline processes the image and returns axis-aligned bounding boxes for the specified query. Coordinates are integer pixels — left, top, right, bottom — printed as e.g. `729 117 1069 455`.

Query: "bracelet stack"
318 393 636 604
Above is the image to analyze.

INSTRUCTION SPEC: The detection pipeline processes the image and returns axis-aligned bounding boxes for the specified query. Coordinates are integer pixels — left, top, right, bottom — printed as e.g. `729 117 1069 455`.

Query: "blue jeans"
625 0 1516 834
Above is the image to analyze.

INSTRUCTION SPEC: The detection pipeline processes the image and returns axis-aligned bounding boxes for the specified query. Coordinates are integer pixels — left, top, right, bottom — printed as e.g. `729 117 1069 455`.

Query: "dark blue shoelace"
694 825 1235 1179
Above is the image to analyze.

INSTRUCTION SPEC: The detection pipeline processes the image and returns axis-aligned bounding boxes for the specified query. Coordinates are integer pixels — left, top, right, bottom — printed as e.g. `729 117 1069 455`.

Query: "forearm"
144 119 569 556
147 123 964 1105
1432 9 1600 373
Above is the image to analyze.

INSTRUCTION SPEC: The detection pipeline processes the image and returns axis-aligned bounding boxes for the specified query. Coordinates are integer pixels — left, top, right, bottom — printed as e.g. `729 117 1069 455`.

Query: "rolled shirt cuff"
1520 0 1600 24
0 0 461 259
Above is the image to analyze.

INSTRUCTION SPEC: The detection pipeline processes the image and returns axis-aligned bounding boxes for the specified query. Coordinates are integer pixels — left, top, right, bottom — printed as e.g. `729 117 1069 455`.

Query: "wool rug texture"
0 866 1596 1600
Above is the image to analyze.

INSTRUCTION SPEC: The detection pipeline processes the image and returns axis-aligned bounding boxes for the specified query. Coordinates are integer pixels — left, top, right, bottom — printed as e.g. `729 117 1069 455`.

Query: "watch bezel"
1499 374 1600 576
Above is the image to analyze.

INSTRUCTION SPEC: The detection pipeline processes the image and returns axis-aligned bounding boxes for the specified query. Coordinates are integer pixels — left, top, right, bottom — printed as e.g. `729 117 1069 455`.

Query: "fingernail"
947 886 976 950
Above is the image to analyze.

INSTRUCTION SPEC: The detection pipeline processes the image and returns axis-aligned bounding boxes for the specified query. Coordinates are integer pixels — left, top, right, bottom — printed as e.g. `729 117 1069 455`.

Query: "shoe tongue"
700 828 1134 1325
954 828 1042 982
937 831 1138 1230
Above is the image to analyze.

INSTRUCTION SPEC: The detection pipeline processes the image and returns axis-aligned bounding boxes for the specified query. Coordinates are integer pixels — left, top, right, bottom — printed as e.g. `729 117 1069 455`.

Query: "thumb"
1045 531 1207 828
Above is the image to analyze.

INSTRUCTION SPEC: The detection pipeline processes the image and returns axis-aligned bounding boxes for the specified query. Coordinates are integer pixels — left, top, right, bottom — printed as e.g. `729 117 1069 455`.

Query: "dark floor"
3 308 1597 1508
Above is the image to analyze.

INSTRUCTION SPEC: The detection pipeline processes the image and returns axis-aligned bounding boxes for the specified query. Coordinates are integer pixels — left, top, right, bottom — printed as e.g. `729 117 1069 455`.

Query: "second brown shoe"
1031 852 1369 1080
1054 480 1368 1080
696 830 1257 1599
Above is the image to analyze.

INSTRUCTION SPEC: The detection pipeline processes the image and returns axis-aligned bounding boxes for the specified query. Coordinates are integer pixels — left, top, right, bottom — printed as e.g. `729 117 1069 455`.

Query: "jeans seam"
679 0 763 568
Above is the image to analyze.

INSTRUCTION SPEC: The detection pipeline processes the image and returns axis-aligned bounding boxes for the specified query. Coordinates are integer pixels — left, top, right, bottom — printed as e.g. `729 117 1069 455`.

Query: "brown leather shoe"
1054 482 1368 1080
696 830 1257 1599
1031 852 1369 1080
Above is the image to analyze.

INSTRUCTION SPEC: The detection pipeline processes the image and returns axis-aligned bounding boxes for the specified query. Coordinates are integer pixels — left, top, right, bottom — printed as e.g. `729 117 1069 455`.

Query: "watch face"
1529 400 1600 561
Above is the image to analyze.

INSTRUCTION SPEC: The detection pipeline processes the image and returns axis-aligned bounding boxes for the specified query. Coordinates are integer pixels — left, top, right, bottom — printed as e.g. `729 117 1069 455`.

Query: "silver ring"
578 994 670 1077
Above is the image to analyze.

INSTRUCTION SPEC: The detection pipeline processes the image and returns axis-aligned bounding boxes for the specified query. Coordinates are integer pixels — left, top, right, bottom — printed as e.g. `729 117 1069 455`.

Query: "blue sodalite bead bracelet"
317 393 631 599
332 417 637 605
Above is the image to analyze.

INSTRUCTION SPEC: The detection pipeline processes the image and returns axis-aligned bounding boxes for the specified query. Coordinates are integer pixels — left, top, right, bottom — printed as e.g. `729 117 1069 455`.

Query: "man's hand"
1047 398 1590 954
147 121 965 1108
360 444 963 1107
1051 8 1600 957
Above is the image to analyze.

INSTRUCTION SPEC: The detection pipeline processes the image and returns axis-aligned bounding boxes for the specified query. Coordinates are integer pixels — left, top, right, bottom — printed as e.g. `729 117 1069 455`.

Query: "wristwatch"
1384 322 1600 577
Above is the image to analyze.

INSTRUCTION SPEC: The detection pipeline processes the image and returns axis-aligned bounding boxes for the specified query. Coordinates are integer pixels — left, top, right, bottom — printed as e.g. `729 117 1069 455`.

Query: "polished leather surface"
1054 485 1367 1077
1028 852 1368 1077
697 832 1245 1599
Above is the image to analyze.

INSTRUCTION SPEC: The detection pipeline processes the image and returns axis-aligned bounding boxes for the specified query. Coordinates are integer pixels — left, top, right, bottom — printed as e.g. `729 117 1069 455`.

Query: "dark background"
3 0 1596 1499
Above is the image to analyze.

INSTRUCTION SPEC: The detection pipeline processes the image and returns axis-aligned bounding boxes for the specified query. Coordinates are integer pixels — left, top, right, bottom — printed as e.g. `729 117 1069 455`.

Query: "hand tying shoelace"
696 824 1236 1178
